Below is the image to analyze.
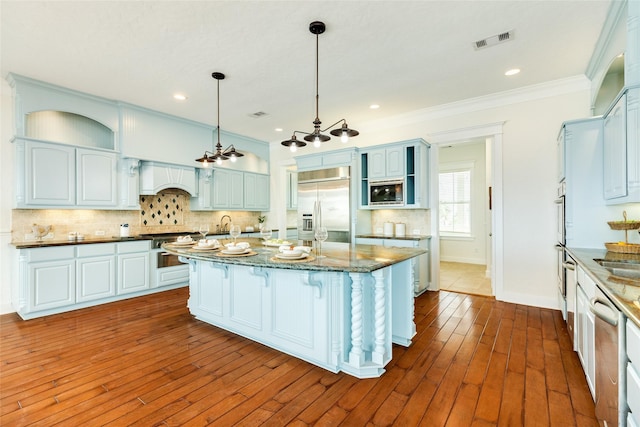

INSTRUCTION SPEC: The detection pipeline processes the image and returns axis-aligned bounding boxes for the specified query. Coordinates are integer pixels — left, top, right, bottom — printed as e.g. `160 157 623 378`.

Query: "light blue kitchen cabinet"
76 244 116 302
190 168 213 211
212 168 244 210
294 148 357 172
360 139 430 209
244 172 269 211
18 246 76 316
604 86 640 204
368 145 405 179
15 139 118 209
117 241 150 295
286 170 298 210
76 148 117 206
22 140 76 206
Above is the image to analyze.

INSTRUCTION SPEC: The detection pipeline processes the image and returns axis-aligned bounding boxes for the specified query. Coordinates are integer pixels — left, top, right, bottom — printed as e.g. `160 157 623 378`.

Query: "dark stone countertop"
163 238 426 274
567 247 640 326
12 236 152 249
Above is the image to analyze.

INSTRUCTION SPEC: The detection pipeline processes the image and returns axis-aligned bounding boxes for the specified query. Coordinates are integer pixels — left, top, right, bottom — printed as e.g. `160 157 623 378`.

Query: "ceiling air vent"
473 30 514 50
249 111 268 118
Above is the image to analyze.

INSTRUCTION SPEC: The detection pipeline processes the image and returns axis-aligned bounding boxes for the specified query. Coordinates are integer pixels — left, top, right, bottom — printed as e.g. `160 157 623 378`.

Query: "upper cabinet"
368 145 405 179
604 86 640 204
14 139 118 209
191 169 268 212
294 148 357 172
360 139 430 209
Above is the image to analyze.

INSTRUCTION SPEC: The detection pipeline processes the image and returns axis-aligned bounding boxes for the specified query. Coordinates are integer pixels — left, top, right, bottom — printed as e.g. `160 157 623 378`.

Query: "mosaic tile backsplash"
140 192 184 227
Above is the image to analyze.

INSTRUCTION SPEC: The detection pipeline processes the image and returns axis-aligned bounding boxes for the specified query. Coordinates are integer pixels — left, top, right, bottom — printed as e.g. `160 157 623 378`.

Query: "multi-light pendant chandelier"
195 72 244 166
280 21 359 153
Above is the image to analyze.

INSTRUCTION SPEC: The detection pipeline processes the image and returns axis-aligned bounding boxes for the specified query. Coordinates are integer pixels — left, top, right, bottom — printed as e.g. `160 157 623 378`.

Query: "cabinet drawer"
629 362 640 418
76 243 116 258
577 266 596 298
26 246 75 262
117 241 150 254
629 320 640 365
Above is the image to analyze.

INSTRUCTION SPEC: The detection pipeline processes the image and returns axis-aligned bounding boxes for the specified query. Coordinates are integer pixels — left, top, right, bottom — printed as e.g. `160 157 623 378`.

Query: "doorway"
428 122 503 299
438 140 492 296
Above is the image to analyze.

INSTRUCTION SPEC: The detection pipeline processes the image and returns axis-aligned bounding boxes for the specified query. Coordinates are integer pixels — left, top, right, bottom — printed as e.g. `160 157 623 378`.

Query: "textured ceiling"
1 1 612 144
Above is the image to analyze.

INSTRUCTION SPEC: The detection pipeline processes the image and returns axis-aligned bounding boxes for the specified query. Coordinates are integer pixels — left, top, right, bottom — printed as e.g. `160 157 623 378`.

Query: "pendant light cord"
314 31 320 125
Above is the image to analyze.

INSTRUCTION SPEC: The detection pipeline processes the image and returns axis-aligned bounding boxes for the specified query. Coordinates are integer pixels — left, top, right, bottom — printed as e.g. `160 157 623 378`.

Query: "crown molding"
359 75 590 133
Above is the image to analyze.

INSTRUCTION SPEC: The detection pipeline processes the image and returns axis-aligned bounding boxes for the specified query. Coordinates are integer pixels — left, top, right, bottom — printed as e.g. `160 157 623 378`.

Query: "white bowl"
224 246 246 253
281 249 303 256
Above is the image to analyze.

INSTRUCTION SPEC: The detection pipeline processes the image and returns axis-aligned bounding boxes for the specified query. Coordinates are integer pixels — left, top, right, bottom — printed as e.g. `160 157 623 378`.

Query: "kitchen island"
163 239 426 378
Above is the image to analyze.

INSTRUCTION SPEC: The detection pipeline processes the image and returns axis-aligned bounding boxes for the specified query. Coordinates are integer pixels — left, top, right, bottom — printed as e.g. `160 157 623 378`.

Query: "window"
439 168 471 235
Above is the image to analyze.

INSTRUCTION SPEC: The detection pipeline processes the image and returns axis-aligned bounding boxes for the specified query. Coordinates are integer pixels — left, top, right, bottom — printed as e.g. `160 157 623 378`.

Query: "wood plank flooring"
0 287 598 426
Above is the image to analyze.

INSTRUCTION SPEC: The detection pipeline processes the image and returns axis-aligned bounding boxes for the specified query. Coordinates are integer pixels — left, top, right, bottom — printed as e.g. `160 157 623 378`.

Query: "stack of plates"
275 252 309 260
221 248 251 255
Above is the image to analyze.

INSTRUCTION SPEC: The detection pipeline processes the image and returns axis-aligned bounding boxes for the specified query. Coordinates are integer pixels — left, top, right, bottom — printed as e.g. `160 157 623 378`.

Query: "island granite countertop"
567 247 640 327
163 238 426 274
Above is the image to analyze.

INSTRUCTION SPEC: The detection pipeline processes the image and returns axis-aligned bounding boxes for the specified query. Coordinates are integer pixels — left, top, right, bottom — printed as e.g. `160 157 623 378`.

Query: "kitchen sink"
594 259 640 282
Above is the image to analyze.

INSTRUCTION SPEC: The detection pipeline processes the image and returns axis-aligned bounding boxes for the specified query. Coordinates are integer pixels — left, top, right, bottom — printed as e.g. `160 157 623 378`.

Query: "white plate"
275 252 309 260
191 245 220 251
263 240 291 247
221 248 250 255
172 241 195 247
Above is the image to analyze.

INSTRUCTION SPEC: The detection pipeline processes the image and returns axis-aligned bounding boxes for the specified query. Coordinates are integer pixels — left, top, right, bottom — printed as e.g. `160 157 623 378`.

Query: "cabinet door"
25 141 75 206
77 256 116 302
118 252 150 294
244 173 269 211
603 93 627 200
386 146 405 177
287 171 298 210
77 149 117 206
368 149 386 179
212 168 230 208
576 284 596 398
28 259 75 311
212 169 244 209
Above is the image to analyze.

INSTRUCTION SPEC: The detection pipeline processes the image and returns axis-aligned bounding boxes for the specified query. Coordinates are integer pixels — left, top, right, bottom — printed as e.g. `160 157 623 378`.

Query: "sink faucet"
219 215 232 233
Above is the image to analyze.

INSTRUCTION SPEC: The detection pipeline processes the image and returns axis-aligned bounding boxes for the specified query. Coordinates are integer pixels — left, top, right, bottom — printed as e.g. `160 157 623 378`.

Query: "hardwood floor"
1 287 598 426
440 262 492 297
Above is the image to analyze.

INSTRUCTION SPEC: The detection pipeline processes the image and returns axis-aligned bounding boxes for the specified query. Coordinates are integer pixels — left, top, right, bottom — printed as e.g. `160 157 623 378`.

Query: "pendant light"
281 21 359 153
195 72 244 166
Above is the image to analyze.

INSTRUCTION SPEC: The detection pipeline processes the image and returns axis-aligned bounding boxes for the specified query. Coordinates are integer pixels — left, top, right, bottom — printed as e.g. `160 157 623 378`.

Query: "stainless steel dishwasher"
591 286 627 427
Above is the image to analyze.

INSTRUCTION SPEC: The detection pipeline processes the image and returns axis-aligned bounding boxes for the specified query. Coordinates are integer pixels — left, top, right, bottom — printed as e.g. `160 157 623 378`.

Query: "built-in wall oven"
555 182 568 321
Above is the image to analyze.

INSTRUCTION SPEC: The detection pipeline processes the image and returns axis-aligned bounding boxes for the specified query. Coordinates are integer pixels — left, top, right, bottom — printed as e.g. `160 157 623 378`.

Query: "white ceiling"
1 1 612 145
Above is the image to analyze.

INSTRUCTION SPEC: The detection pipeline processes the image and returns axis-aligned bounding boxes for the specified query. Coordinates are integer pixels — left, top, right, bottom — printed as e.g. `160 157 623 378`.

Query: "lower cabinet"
117 242 150 294
189 263 331 368
76 243 116 302
26 246 76 312
576 266 596 398
15 240 154 320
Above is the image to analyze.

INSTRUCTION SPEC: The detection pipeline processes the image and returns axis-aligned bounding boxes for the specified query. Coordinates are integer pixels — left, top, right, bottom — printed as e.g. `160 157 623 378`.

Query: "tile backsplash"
370 209 431 236
11 190 266 241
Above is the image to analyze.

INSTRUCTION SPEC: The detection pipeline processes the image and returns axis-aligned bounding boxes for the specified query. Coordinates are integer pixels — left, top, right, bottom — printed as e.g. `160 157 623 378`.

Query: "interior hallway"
440 261 492 297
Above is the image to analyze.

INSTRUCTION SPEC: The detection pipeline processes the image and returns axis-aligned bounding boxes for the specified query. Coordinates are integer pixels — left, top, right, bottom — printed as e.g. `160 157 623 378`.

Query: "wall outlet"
95 230 105 236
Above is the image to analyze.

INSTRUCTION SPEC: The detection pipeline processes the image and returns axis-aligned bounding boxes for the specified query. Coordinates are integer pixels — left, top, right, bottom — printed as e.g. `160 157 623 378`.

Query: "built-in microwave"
369 179 404 206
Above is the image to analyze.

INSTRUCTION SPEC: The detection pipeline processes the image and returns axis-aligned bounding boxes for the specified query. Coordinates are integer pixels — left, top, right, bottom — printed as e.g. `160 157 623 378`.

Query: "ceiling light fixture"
505 68 520 76
173 93 187 101
281 21 359 153
195 72 244 167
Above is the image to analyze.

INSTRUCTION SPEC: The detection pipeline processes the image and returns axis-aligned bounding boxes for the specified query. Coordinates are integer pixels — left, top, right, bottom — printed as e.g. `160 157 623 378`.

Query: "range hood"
139 161 197 196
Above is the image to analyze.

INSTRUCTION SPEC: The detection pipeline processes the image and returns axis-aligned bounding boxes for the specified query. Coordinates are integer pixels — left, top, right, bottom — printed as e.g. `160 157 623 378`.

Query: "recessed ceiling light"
275 128 283 132
173 94 187 101
370 104 380 109
505 68 520 76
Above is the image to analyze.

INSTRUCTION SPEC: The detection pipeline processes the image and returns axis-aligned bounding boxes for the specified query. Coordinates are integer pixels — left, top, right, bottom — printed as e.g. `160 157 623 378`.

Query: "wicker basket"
607 220 640 230
605 242 640 254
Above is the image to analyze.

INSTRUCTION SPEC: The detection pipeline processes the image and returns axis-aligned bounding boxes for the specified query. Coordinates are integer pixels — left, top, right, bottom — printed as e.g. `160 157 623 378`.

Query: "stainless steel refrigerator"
297 167 350 243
